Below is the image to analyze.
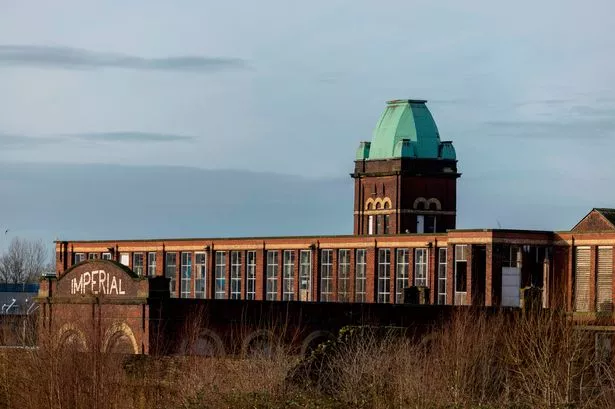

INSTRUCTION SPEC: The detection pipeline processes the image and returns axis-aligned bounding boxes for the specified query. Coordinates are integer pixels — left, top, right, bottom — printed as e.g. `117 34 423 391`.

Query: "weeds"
0 308 613 409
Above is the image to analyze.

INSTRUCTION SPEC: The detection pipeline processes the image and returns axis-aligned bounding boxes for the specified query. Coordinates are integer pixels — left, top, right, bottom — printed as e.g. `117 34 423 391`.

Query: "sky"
1 0 615 250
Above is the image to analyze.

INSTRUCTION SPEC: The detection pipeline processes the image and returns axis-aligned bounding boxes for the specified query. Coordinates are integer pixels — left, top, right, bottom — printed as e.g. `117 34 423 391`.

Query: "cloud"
70 132 195 143
0 45 248 72
485 116 615 139
0 131 195 150
0 133 63 148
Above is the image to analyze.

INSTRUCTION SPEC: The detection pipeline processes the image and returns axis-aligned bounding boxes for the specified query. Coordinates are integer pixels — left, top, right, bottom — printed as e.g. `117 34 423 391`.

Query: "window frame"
355 249 367 302
165 252 177 297
194 252 206 299
266 250 279 301
283 250 295 301
320 249 333 302
230 251 242 300
246 251 256 300
215 251 227 299
377 248 391 303
414 248 428 287
133 252 145 276
147 252 156 277
395 248 409 303
338 249 350 302
437 248 447 305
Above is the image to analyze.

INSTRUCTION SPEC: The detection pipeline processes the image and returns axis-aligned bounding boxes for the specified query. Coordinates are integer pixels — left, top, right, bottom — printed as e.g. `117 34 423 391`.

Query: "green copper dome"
356 99 456 161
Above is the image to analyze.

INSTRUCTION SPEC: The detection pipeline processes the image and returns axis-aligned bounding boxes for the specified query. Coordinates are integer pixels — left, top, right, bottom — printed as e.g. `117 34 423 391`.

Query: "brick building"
39 99 615 353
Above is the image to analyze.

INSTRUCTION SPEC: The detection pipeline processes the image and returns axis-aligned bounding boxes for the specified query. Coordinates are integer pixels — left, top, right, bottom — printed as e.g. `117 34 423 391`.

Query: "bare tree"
0 237 48 284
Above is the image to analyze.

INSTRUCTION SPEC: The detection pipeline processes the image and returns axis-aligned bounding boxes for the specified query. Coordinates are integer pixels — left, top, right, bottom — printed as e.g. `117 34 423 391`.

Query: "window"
320 249 333 302
355 249 367 302
133 252 144 276
215 251 226 299
180 252 192 298
246 251 256 300
395 249 409 303
338 249 350 302
377 249 391 303
266 251 279 301
299 250 312 301
376 215 383 234
383 215 390 234
414 248 428 287
165 253 177 297
455 245 468 293
147 252 156 277
230 251 241 300
437 248 447 305
101 252 112 260
120 253 130 266
195 252 206 298
73 253 85 264
368 215 374 235
88 253 98 260
283 250 295 301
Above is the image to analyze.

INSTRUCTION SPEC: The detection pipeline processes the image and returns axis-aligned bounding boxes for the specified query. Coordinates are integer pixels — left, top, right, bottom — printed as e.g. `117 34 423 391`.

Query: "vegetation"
1 309 614 409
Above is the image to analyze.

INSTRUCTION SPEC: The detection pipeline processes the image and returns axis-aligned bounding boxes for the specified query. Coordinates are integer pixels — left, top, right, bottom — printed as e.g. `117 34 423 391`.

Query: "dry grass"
1 309 614 409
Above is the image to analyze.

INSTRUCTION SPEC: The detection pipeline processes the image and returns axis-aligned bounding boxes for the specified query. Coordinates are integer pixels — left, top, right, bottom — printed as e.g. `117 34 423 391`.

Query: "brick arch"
382 197 392 210
102 322 139 354
57 323 88 352
413 197 427 210
180 328 225 357
301 330 335 356
241 329 276 357
426 198 441 210
365 198 375 210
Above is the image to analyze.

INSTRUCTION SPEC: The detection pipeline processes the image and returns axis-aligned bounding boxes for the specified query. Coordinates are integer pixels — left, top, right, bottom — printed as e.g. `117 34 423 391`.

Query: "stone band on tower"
352 99 460 235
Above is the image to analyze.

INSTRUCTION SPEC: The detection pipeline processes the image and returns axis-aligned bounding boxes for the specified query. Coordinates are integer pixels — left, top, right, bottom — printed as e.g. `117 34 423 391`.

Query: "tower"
352 99 460 235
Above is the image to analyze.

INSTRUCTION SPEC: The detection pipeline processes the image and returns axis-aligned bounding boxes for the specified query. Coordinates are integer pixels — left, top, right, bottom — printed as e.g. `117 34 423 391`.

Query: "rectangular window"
414 248 428 287
383 215 390 235
133 252 145 276
246 251 256 300
378 249 391 303
437 248 447 305
320 249 333 302
395 249 409 303
455 245 468 293
368 215 374 235
283 250 295 301
194 252 206 298
73 253 86 264
215 251 226 299
88 253 98 260
597 246 613 313
165 253 177 297
299 250 312 301
376 215 383 235
180 252 192 298
355 249 367 302
338 249 350 302
120 253 130 266
101 252 112 260
266 251 279 301
230 251 242 300
147 252 156 277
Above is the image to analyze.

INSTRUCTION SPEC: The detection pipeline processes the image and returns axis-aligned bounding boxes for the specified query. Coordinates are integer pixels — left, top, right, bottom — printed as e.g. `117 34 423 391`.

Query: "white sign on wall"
70 269 125 295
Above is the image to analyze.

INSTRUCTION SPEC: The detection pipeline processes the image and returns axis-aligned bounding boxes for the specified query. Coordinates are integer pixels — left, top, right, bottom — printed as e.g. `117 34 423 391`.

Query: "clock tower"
352 99 460 235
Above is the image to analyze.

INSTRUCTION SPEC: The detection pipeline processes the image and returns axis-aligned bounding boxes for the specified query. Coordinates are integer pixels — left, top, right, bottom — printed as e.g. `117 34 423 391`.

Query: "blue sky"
1 0 615 247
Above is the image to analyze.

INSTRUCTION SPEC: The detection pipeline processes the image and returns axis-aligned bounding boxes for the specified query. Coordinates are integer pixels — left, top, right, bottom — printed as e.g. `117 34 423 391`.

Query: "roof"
356 99 456 161
595 208 615 226
571 208 615 232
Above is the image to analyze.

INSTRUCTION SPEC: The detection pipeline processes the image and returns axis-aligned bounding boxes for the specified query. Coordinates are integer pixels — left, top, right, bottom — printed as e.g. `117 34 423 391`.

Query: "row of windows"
73 247 461 303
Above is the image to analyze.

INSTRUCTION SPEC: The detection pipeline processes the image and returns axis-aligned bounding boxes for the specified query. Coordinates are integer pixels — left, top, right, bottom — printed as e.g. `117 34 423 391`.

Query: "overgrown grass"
1 309 614 409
